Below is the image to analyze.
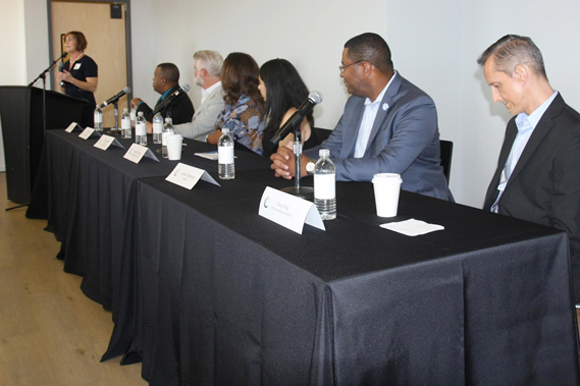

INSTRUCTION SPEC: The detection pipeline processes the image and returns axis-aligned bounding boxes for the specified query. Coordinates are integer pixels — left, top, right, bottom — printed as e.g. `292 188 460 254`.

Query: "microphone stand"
110 101 120 132
281 127 314 199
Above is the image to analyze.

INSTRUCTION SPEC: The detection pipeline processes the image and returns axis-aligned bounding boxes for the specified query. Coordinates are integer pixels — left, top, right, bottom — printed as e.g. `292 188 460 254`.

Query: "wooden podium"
0 86 87 204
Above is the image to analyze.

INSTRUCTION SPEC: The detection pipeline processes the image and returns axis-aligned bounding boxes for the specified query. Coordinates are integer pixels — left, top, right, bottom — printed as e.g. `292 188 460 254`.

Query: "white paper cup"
372 173 402 217
167 134 183 161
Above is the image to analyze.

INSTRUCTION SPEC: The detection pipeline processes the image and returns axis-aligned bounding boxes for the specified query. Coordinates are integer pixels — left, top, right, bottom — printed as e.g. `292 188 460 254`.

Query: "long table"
32 130 580 385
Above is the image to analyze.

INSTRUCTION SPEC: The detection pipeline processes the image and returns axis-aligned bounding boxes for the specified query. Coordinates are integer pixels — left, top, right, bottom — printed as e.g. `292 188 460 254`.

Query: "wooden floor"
1 171 580 385
0 172 146 385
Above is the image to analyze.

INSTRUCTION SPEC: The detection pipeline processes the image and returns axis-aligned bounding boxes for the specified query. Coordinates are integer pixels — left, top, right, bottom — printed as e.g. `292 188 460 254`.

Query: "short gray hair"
477 34 547 79
193 50 223 77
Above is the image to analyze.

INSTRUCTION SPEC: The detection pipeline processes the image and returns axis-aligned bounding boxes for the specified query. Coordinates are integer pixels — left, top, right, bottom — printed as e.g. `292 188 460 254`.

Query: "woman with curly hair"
206 52 265 155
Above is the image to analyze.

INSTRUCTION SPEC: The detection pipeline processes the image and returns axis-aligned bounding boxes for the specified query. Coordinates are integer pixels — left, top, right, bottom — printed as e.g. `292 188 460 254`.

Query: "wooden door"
51 1 129 127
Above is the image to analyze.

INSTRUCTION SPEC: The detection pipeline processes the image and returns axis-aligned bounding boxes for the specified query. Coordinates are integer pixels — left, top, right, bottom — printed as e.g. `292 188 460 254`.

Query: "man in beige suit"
174 50 225 141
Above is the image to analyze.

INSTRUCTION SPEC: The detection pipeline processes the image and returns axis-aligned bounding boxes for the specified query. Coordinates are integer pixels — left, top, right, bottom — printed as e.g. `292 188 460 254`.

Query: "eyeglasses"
338 60 365 73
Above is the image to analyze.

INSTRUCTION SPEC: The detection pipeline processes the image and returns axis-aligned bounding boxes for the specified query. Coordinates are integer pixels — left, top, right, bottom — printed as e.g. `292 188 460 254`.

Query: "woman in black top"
258 58 318 158
56 31 98 128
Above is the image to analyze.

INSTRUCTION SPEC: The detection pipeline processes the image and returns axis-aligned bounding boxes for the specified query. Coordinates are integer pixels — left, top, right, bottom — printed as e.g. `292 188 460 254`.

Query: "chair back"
440 140 453 184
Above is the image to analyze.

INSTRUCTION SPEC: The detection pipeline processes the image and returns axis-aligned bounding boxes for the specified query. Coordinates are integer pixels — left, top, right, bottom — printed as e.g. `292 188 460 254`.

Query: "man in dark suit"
478 34 580 303
270 33 452 201
131 62 194 125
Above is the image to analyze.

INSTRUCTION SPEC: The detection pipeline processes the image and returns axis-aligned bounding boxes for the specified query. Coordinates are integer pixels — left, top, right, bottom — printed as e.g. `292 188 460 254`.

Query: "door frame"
46 0 133 100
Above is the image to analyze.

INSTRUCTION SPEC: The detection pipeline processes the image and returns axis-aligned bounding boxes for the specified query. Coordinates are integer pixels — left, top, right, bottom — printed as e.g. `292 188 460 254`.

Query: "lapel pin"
382 103 389 111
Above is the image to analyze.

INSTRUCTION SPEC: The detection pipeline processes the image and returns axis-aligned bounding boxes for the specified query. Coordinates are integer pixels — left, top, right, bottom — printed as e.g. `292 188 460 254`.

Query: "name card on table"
65 122 81 133
123 143 160 164
94 134 125 151
258 186 325 234
79 127 99 140
165 163 220 189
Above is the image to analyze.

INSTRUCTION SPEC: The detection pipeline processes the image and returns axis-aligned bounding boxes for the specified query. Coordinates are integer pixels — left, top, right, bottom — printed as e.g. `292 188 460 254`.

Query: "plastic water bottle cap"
319 149 330 157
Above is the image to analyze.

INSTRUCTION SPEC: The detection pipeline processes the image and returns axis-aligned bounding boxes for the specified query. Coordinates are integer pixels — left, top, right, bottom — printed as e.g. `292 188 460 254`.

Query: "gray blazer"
174 83 225 141
305 73 452 201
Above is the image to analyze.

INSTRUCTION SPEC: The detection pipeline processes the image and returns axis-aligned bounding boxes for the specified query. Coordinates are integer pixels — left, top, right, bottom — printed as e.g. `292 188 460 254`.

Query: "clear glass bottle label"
94 113 103 123
314 174 336 199
136 122 146 136
121 118 131 129
218 146 234 164
153 122 163 134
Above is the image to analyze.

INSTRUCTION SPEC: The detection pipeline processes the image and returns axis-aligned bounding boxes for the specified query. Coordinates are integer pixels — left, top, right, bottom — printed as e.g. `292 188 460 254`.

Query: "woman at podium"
56 31 99 128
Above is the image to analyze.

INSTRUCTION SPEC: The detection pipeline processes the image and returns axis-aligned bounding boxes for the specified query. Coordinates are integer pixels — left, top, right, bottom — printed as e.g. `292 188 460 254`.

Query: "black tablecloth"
102 167 580 385
28 130 269 310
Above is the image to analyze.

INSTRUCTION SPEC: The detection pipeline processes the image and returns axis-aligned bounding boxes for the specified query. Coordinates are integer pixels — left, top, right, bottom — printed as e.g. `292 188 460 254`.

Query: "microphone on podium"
57 62 65 87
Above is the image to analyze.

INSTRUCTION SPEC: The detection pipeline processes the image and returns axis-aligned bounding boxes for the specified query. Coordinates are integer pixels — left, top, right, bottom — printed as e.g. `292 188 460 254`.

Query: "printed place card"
94 134 116 151
65 122 81 133
258 186 325 234
79 127 97 140
165 163 220 189
123 143 159 163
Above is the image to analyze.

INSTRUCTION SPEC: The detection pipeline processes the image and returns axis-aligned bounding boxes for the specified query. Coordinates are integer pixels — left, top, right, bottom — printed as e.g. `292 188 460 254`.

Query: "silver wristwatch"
305 160 316 176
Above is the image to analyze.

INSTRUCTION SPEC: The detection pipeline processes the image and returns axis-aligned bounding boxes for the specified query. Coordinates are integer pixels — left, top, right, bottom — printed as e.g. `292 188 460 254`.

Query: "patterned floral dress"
214 94 265 155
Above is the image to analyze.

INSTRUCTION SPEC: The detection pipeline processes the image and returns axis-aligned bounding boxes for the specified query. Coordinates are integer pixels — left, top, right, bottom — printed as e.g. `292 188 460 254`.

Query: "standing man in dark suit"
270 33 452 200
478 34 580 303
131 62 194 125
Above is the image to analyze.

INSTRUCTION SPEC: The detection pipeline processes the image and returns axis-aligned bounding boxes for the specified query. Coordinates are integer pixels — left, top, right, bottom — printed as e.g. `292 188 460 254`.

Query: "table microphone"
152 84 190 114
100 87 132 108
271 90 323 145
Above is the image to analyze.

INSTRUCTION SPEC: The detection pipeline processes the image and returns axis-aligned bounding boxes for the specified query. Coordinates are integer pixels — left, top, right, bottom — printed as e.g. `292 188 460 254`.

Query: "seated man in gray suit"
270 33 452 200
478 35 580 303
174 50 225 141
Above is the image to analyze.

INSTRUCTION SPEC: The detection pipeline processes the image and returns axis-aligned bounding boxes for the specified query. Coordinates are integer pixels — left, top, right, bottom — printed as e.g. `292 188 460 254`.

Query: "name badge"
165 163 220 189
258 186 325 234
73 63 82 70
123 143 159 163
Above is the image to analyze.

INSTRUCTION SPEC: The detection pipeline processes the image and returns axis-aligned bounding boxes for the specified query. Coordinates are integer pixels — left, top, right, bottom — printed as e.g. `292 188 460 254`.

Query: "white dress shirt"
354 72 397 158
201 81 222 104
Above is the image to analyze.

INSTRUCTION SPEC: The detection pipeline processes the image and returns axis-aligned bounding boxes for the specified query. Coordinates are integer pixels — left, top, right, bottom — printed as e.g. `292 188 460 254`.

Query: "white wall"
0 0 27 172
0 0 48 173
15 0 580 208
131 0 388 132
386 0 465 201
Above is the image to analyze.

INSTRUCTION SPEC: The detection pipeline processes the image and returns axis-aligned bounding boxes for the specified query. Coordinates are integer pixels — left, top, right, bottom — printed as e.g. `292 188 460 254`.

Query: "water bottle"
314 149 336 220
162 117 174 159
121 108 132 139
130 108 136 128
152 112 163 144
218 128 235 179
135 111 147 146
94 106 103 131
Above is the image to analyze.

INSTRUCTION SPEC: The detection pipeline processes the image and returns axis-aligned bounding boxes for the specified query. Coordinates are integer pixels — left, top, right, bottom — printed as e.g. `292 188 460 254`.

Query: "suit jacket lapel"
484 123 516 209
341 99 365 158
506 94 563 187
363 75 402 157
193 84 222 118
